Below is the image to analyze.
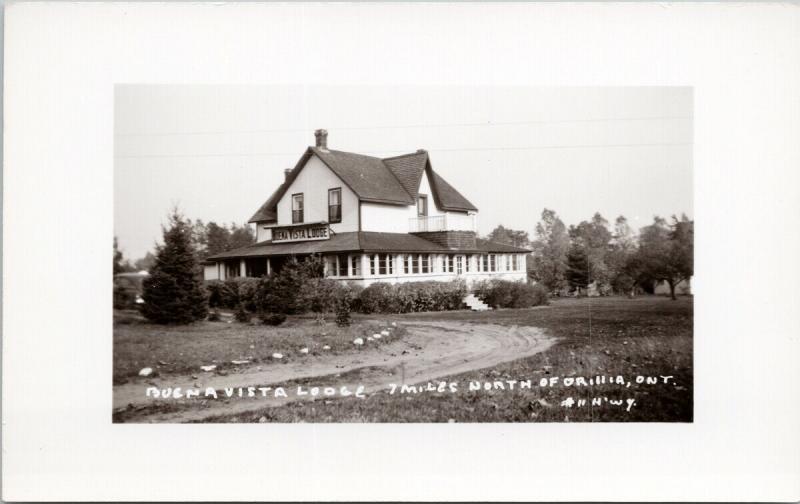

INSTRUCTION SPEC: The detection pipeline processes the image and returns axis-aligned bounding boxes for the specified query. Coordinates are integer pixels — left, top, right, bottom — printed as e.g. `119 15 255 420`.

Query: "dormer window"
417 194 428 217
292 193 304 223
328 188 342 223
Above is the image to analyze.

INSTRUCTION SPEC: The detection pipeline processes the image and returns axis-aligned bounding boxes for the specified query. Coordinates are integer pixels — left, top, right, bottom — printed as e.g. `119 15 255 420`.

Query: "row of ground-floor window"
209 252 527 282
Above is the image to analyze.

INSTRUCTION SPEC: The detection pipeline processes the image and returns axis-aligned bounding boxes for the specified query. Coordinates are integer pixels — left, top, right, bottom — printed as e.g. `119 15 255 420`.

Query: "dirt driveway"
113 320 555 422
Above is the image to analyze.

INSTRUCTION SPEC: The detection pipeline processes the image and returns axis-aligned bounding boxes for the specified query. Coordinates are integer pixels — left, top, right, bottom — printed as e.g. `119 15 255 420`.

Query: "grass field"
113 311 407 384
201 296 694 423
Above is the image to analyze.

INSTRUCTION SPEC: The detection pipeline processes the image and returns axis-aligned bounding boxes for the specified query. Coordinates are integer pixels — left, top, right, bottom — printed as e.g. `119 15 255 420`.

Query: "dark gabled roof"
312 148 414 205
249 146 478 223
383 151 428 200
383 150 479 212
428 169 478 212
207 232 529 260
248 183 284 223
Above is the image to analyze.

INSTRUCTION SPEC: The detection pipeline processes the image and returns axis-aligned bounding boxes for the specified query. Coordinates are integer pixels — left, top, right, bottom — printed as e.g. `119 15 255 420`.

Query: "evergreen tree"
565 244 590 294
140 209 208 324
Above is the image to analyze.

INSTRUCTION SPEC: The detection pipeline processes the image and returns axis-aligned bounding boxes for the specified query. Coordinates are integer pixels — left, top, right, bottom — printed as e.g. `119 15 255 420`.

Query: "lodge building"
203 130 530 286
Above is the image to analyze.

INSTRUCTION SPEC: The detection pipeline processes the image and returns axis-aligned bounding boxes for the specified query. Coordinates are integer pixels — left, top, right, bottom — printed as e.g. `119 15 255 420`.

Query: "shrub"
358 282 397 314
207 278 260 310
259 312 287 326
335 289 354 327
473 279 548 309
356 280 467 314
234 303 251 323
254 256 324 315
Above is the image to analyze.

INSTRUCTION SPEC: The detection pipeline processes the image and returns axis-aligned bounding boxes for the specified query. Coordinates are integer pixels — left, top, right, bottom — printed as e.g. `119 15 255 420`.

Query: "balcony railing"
409 213 476 233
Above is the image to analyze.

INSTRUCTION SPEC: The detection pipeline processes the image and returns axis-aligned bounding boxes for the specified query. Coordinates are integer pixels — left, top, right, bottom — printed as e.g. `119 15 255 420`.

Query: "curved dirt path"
113 320 555 422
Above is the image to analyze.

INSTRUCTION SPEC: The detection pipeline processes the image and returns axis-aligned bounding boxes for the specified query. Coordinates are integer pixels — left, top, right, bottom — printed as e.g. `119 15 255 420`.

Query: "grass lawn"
203 295 693 423
113 311 407 384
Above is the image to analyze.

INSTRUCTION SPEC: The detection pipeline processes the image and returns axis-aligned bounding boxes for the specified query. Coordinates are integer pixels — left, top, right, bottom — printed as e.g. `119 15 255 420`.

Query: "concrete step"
463 293 491 311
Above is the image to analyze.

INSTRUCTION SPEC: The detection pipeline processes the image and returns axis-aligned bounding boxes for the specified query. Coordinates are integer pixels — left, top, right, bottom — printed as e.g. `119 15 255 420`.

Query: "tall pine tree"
140 209 208 324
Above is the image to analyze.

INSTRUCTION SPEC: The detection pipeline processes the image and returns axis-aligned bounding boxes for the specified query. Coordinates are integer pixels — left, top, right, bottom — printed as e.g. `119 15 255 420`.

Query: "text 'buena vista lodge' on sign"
271 223 330 243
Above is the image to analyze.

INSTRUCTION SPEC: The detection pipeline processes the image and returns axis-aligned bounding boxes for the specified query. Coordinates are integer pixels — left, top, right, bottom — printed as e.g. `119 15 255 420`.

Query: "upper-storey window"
417 194 428 217
328 188 342 223
292 193 304 224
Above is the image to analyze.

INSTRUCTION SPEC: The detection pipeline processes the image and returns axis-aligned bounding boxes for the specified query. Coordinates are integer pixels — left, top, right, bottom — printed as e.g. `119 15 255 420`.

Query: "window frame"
291 193 304 224
328 187 342 224
417 194 428 217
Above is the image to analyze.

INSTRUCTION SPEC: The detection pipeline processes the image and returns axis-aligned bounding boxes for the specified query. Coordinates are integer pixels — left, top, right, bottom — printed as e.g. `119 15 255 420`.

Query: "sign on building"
272 223 330 243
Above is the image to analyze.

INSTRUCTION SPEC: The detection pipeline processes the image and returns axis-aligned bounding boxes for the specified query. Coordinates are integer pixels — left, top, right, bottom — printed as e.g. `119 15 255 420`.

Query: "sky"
114 85 692 260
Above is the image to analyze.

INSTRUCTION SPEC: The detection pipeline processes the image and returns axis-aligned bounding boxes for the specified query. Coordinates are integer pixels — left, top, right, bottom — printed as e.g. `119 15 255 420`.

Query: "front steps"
464 293 491 311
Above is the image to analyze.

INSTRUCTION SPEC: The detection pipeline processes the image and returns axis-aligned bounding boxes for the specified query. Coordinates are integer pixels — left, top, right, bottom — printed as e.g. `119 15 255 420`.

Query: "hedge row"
206 276 547 315
472 279 549 309
354 280 468 314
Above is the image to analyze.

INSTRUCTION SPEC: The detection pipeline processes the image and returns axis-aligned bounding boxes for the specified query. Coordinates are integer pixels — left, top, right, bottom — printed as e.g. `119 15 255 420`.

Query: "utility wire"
115 115 692 138
114 141 692 159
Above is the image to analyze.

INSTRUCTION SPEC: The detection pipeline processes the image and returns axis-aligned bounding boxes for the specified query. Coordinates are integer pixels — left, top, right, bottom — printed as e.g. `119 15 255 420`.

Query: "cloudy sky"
115 85 692 260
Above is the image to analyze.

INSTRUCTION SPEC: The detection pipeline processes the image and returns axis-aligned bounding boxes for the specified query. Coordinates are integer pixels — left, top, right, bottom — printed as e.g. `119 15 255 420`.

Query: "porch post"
266 257 271 276
240 258 247 278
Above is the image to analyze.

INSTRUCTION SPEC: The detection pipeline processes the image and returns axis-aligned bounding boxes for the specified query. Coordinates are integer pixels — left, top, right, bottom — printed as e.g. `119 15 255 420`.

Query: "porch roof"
206 232 530 261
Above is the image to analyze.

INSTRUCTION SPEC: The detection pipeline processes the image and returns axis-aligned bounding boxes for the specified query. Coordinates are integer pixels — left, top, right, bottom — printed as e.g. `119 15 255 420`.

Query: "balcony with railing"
409 213 477 233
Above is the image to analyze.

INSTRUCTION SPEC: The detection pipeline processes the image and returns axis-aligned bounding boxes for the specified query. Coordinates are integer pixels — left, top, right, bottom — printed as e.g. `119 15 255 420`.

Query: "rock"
401 350 409 355
217 369 228 376
373 334 382 339
353 338 364 346
249 345 255 349
256 367 262 371
380 330 390 337
138 367 153 377
231 359 249 365
623 341 628 345
322 345 331 350
448 418 456 423
391 322 397 327
537 398 552 408
157 360 169 366
200 365 216 372
272 353 283 359
258 416 267 423
367 337 374 342
300 347 309 354
194 382 200 388
191 375 198 379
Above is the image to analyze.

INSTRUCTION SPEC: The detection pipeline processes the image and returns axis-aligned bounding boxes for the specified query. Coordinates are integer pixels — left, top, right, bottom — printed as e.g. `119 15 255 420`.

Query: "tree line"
114 219 255 274
486 209 693 300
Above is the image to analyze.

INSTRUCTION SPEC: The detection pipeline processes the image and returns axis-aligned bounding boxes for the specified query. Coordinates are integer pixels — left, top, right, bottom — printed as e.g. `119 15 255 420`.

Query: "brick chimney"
284 168 292 181
314 129 328 149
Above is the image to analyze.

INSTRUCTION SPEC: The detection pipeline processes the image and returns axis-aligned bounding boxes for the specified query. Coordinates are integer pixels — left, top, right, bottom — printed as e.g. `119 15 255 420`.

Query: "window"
350 255 361 276
489 254 497 272
512 254 518 271
417 195 428 217
324 256 337 277
412 254 419 274
465 255 471 273
480 254 487 272
456 255 463 275
337 254 349 276
382 254 393 275
421 254 430 274
446 254 454 273
292 193 304 223
370 254 378 275
328 188 342 223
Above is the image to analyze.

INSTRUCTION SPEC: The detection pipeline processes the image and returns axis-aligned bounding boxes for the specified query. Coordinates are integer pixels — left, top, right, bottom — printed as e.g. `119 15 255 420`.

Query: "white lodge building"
204 130 530 286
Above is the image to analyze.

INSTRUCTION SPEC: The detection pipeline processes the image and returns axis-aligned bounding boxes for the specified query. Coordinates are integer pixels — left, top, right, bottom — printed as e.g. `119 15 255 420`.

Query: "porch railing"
409 213 476 233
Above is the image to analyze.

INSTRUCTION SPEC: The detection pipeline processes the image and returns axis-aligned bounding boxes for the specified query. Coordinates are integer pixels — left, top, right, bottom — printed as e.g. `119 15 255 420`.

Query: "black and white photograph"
112 85 694 423
4 2 799 501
